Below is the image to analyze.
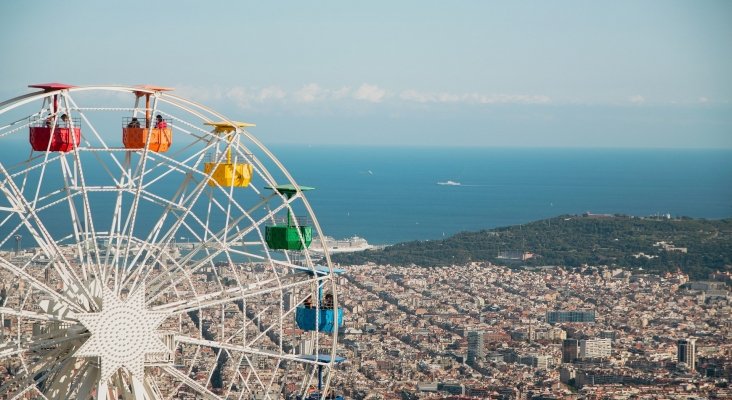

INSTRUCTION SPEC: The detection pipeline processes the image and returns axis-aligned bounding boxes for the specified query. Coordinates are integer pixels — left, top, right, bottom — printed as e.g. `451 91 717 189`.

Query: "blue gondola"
294 266 345 334
295 306 343 333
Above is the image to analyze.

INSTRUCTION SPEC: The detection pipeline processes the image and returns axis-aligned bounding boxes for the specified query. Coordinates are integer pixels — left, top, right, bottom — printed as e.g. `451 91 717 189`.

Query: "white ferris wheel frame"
0 85 341 400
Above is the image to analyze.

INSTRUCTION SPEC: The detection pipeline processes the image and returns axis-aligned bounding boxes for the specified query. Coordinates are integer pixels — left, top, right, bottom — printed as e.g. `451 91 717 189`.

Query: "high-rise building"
283 292 294 311
467 330 484 365
547 310 596 324
677 338 697 370
579 338 611 359
562 339 579 363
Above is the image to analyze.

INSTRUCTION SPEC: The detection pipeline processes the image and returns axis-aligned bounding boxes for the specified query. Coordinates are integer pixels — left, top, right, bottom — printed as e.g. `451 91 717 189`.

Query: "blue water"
271 146 732 244
1 144 730 246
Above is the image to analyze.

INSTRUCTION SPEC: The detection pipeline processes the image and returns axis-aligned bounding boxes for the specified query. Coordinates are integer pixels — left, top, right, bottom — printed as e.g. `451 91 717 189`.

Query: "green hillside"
330 215 732 279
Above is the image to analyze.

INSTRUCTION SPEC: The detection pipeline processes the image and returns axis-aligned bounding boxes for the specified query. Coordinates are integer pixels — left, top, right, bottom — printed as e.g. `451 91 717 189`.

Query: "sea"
1 143 731 246
272 146 732 244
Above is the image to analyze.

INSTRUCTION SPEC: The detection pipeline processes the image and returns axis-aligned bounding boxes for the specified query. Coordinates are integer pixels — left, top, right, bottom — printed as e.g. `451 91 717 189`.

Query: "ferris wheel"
0 83 345 399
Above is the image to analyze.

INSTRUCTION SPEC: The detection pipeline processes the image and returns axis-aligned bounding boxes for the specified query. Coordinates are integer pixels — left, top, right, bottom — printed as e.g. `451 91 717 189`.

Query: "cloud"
293 83 323 103
399 90 550 105
257 86 286 102
175 83 553 110
399 90 445 103
293 84 353 103
698 96 709 104
629 95 645 104
225 86 255 108
353 84 387 103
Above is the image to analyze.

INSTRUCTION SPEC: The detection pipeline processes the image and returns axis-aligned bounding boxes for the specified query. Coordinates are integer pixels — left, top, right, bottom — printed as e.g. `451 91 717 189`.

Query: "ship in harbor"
310 235 374 253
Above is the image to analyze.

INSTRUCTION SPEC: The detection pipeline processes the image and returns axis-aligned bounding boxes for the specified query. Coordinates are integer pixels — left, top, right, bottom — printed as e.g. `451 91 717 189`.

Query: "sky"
1 1 730 148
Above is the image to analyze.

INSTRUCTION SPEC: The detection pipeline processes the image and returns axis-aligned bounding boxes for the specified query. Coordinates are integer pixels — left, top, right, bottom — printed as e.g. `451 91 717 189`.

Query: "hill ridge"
330 214 732 279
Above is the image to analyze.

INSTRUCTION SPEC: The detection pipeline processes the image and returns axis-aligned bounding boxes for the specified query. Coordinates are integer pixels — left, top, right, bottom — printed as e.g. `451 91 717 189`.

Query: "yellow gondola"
203 121 254 188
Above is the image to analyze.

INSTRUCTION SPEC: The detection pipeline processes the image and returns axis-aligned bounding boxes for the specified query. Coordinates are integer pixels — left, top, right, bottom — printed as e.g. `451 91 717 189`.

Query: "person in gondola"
59 114 69 127
303 295 313 308
154 114 167 129
322 293 334 309
127 117 141 128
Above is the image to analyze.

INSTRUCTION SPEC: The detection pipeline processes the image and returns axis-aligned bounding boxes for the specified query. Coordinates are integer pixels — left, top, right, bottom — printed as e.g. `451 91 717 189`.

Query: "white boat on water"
437 180 461 186
310 236 373 253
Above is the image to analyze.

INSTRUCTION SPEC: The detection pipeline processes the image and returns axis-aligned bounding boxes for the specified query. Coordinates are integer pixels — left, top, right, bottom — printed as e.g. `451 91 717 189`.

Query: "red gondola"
27 83 81 152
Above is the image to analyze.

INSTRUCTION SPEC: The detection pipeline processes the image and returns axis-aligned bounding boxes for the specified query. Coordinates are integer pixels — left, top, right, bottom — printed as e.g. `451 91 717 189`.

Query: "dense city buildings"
2 246 731 399
330 262 731 399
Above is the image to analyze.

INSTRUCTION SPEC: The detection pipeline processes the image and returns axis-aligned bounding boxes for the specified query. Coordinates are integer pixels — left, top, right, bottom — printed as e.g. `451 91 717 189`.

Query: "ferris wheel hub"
74 286 170 382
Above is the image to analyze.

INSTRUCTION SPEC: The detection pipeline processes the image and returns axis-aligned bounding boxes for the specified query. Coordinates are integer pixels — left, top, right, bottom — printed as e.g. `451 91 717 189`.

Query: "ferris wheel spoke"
29 144 58 209
58 156 100 281
118 149 154 281
5 383 39 400
235 369 256 400
143 375 165 400
104 187 126 292
0 306 75 323
65 95 127 178
118 151 213 291
96 381 110 400
231 350 269 395
135 204 243 284
71 362 99 400
223 305 270 345
6 338 71 383
142 174 274 264
61 120 107 279
0 332 88 360
122 145 273 289
61 93 121 176
144 201 289 304
160 365 221 400
117 96 172 281
175 190 285 266
242 319 285 356
153 276 314 316
1 368 55 400
223 353 247 398
120 178 199 292
38 354 87 399
137 140 212 191
0 165 98 310
137 186 245 253
7 358 86 399
147 257 314 325
174 335 326 369
0 258 86 314
157 281 311 332
59 360 96 399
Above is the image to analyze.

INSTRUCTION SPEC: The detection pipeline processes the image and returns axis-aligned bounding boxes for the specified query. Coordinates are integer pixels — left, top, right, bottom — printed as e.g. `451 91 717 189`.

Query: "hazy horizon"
1 1 731 148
